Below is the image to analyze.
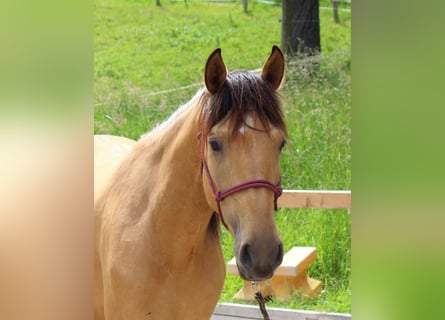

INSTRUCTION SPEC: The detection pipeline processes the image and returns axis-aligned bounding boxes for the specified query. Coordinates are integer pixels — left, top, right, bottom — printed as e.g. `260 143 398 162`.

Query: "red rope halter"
197 132 282 230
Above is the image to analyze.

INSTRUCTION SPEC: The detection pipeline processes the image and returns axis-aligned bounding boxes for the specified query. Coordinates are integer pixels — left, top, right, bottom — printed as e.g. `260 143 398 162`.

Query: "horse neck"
133 95 216 253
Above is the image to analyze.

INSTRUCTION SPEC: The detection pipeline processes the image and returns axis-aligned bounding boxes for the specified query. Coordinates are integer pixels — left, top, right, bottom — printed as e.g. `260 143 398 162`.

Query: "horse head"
199 46 287 281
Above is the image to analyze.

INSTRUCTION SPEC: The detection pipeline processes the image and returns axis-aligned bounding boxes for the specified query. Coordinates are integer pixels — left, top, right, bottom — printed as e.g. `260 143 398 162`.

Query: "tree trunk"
281 0 321 57
242 0 248 14
156 0 161 6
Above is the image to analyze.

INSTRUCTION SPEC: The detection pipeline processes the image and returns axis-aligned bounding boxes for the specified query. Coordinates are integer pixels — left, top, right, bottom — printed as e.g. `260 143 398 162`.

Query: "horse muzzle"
235 239 284 281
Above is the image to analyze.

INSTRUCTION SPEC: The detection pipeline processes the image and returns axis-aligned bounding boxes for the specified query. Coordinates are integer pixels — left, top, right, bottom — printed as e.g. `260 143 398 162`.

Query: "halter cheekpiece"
197 132 283 230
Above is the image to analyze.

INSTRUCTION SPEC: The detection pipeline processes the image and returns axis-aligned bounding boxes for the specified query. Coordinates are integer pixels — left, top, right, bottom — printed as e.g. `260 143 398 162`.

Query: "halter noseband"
197 132 283 230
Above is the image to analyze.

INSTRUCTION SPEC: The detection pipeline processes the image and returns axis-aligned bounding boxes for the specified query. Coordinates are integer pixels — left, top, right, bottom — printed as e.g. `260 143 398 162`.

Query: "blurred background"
1 1 445 320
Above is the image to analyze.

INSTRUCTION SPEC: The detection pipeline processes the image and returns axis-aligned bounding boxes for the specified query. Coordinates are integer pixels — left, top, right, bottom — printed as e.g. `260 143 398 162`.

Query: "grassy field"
95 0 351 314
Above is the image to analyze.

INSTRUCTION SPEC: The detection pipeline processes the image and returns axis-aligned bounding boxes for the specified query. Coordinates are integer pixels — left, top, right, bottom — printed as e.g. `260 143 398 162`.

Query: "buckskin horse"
94 46 287 319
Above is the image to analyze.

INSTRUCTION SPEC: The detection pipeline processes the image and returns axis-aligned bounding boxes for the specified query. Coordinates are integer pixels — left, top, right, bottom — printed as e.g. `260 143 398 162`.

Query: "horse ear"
204 48 227 94
261 45 285 91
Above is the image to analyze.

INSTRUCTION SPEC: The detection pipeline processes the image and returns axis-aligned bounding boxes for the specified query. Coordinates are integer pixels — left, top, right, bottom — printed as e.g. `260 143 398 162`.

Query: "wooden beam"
278 190 351 209
212 303 351 320
227 247 322 301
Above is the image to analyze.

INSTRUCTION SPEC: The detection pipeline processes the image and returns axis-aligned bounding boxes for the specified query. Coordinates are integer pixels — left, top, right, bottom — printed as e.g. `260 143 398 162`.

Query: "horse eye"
209 139 222 152
279 140 286 151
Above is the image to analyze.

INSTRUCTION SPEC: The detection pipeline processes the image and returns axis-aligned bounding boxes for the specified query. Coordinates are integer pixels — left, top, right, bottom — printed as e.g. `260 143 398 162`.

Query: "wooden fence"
278 190 351 209
212 302 351 320
211 189 351 320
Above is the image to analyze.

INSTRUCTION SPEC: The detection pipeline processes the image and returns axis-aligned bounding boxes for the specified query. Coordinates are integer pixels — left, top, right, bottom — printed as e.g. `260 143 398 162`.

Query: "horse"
94 46 287 319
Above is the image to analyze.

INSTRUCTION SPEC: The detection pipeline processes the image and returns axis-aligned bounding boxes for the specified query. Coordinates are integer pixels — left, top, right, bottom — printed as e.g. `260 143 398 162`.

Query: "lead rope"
251 281 271 320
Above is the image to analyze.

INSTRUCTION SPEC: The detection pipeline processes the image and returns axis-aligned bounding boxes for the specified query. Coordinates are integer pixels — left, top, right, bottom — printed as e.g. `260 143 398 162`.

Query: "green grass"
95 0 351 314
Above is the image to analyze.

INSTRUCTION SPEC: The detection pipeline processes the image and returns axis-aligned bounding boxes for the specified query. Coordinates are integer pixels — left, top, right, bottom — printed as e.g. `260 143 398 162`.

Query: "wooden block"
227 257 238 275
279 247 317 276
227 247 322 301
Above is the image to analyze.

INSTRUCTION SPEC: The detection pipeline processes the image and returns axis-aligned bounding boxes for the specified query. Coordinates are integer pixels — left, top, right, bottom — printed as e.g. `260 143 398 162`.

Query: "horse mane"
199 70 288 140
208 212 220 239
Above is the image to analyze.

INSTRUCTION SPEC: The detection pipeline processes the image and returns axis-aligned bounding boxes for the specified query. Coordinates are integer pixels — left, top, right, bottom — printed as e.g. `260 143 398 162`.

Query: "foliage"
95 0 351 313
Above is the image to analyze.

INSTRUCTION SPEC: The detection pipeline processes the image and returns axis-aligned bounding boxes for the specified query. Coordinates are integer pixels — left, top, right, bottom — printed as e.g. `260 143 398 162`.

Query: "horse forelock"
199 70 287 140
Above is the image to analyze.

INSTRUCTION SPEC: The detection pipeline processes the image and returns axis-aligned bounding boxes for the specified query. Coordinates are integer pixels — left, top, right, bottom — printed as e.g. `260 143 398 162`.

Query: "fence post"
333 0 340 23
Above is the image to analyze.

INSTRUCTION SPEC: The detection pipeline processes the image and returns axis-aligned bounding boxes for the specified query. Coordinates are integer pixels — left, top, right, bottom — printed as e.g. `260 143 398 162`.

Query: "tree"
281 0 321 56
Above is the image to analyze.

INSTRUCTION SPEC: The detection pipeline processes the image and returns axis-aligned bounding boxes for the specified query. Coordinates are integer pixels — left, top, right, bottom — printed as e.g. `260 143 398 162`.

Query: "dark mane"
200 70 287 139
207 212 220 240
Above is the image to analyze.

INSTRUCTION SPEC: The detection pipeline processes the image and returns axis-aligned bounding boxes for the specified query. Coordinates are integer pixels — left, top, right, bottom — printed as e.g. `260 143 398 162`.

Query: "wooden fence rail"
212 302 351 320
278 190 351 209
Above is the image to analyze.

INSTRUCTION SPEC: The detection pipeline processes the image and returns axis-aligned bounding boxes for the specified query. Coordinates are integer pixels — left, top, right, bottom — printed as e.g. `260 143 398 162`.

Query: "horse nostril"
275 242 284 267
239 244 252 270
